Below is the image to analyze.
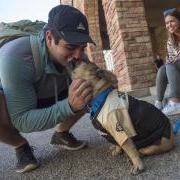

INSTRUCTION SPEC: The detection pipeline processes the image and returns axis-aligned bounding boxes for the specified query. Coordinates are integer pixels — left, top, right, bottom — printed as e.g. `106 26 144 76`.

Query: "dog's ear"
96 69 106 79
96 69 117 83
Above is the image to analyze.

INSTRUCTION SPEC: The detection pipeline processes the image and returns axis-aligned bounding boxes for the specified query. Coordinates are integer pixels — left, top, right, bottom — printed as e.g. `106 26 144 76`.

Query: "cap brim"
61 32 96 45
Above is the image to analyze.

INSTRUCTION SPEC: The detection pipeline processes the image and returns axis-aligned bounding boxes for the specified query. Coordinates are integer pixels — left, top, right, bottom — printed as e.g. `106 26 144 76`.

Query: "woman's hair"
163 8 180 47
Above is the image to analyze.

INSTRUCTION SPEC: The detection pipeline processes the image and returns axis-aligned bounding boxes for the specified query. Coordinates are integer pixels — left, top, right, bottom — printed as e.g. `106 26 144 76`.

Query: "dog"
71 61 174 175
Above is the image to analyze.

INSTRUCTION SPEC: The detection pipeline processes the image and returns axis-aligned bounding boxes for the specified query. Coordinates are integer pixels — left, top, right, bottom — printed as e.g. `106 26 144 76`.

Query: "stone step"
127 84 170 99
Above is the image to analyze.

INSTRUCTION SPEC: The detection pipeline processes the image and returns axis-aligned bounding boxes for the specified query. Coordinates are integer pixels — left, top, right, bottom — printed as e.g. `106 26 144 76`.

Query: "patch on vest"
116 121 123 132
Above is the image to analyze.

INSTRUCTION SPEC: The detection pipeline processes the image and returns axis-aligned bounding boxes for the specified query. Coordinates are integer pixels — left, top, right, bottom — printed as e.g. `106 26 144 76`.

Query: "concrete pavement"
1 109 180 180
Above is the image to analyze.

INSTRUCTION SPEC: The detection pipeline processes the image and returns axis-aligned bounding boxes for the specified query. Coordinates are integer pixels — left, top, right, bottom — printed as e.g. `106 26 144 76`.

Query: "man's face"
46 31 87 66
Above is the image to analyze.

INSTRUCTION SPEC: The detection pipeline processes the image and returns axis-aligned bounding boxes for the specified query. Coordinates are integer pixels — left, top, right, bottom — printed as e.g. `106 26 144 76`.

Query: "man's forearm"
11 98 75 133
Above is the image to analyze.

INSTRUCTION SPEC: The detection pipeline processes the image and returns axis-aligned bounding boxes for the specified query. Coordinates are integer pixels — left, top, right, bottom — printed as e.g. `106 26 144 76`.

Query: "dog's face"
71 61 115 96
72 61 116 86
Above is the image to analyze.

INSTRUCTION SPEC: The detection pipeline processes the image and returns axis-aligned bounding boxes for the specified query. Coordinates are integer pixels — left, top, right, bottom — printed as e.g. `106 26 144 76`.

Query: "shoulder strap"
30 35 43 82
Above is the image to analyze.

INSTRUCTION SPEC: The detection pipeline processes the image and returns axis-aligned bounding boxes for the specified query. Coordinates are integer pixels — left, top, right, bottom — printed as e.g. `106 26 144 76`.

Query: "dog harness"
89 88 137 146
89 86 114 120
90 89 171 149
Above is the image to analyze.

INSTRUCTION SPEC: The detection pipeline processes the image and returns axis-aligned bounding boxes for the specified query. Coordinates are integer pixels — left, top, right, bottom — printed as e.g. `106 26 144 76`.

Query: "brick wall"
60 0 72 5
60 0 105 69
60 0 159 92
102 0 156 91
74 0 105 68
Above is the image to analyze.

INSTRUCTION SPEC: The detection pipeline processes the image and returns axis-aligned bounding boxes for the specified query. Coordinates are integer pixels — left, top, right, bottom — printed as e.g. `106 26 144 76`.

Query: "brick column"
73 0 105 68
102 0 156 91
60 0 72 5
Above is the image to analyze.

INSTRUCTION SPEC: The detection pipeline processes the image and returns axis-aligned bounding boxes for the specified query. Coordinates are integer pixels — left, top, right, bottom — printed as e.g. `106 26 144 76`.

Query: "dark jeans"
37 89 68 108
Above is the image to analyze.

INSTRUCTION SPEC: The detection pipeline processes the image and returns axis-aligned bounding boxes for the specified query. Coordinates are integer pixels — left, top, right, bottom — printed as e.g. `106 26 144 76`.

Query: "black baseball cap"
47 5 96 45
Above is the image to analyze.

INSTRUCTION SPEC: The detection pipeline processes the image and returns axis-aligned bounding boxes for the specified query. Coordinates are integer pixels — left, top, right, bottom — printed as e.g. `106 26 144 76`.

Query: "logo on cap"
77 22 86 31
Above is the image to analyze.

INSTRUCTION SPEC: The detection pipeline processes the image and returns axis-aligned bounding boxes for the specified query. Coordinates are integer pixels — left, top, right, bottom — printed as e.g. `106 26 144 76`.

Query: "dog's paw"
109 145 123 156
130 163 145 175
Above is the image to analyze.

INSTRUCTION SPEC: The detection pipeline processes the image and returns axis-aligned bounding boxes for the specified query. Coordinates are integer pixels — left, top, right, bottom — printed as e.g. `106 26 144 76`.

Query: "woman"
155 8 180 115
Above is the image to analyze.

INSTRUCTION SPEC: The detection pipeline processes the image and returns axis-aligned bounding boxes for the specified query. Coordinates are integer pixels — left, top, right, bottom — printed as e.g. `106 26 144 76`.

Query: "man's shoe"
50 131 86 151
15 143 40 173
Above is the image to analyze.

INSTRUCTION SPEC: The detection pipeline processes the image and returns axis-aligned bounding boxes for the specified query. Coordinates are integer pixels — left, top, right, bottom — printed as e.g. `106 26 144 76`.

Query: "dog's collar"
89 86 114 120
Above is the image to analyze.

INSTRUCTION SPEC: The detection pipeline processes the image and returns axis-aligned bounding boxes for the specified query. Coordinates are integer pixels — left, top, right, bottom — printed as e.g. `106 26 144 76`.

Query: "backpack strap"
30 35 43 82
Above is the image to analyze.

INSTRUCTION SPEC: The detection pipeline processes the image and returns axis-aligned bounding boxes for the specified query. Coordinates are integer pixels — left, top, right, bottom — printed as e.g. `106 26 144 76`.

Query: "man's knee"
0 93 25 145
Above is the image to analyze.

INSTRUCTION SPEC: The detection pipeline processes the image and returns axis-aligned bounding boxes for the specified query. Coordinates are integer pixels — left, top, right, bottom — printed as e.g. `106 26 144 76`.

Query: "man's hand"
68 79 93 112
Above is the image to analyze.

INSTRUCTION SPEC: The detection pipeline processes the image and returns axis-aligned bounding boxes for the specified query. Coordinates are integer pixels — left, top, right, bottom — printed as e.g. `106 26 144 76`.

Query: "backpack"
0 19 46 81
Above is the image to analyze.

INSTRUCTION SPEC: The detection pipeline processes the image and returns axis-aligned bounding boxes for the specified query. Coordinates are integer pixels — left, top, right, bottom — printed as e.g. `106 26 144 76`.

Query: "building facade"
60 0 180 93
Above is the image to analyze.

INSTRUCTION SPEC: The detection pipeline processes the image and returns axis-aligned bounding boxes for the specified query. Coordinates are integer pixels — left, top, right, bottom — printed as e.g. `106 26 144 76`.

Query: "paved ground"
1 100 180 180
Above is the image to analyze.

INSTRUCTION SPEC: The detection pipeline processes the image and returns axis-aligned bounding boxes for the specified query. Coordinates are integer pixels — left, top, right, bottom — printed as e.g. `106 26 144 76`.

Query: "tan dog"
71 61 174 175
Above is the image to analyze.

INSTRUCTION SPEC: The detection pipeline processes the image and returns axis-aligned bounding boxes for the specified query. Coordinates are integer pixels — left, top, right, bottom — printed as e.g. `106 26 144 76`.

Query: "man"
0 5 95 173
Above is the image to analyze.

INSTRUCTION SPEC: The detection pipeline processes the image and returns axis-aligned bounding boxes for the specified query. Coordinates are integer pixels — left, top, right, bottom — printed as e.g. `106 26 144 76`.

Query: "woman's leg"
155 65 168 109
162 61 180 115
156 65 168 101
166 61 180 101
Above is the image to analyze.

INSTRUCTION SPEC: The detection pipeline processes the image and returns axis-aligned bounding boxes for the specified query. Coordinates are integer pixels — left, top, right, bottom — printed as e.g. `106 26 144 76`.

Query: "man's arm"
0 56 75 133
